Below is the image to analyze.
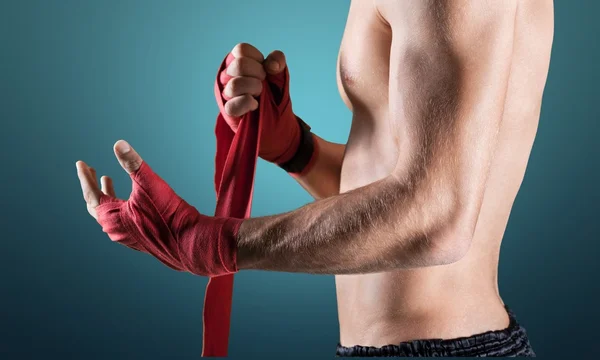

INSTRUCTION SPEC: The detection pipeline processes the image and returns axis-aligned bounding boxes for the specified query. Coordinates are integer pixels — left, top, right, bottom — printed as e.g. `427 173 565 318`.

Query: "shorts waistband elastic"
336 306 535 357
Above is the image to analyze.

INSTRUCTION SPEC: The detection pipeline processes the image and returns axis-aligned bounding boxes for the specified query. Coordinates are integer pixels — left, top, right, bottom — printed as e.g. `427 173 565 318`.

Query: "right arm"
292 134 345 200
221 43 346 200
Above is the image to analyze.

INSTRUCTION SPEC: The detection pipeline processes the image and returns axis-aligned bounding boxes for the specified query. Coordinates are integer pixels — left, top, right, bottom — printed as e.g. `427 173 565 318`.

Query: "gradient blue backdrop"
1 0 598 358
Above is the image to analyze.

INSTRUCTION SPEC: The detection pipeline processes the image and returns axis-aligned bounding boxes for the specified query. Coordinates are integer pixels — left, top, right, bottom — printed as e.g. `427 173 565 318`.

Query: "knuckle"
238 57 252 72
230 57 261 77
228 58 243 75
268 50 284 61
224 101 239 116
225 96 255 117
125 159 141 171
228 77 243 95
222 84 233 98
84 191 97 206
232 42 251 56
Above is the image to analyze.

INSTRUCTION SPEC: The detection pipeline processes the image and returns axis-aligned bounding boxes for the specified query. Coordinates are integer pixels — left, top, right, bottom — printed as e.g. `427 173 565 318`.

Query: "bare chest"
336 2 400 189
336 2 391 119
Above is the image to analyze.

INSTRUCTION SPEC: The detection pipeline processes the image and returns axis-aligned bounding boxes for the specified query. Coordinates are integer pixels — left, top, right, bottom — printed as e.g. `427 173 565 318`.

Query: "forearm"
291 134 345 200
234 0 517 276
236 170 465 275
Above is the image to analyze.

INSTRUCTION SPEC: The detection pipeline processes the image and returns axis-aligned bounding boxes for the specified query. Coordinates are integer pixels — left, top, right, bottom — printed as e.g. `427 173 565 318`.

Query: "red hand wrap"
218 53 302 164
200 54 301 356
96 52 297 357
95 161 241 277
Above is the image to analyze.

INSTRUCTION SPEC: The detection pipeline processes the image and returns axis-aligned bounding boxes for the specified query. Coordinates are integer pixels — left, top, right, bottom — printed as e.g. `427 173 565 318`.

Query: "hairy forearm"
236 169 464 275
291 134 345 200
237 1 517 276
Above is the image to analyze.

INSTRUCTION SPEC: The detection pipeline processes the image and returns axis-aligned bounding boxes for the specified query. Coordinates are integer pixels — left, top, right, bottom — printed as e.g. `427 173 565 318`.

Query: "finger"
76 161 102 208
223 76 263 99
113 140 143 174
264 50 287 74
224 95 259 117
231 43 264 63
89 167 98 187
100 175 116 198
227 57 266 80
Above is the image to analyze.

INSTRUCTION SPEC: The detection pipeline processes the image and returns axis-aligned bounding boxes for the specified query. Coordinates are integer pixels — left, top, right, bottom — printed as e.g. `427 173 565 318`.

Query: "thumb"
113 140 143 174
264 50 287 75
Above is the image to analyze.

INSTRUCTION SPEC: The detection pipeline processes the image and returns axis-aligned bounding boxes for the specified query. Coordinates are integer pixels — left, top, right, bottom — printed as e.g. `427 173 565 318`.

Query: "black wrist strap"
279 116 315 173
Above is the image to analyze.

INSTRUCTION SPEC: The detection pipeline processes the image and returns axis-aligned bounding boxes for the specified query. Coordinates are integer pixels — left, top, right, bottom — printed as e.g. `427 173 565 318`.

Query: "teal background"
1 0 598 358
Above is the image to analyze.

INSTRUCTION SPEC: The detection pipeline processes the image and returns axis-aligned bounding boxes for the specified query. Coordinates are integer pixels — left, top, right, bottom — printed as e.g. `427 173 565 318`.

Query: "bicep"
379 0 518 232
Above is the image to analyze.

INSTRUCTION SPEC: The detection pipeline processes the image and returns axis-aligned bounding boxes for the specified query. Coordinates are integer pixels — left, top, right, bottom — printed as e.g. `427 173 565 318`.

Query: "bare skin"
76 0 554 349
238 0 554 346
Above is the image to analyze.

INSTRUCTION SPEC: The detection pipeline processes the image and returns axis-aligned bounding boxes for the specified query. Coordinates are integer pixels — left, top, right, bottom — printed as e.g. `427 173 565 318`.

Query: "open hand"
75 139 239 275
75 140 143 220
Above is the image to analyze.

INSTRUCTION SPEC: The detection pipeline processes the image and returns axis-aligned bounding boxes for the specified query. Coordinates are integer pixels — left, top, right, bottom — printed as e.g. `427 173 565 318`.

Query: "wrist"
175 207 244 276
279 116 318 175
220 216 244 273
233 218 268 271
267 117 302 165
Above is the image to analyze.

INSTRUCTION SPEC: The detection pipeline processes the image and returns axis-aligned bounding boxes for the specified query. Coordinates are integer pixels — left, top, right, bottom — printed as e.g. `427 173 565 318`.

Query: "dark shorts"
336 307 535 357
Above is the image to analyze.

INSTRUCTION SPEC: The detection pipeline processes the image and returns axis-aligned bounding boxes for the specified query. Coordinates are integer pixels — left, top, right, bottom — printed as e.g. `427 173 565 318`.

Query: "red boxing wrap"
218 53 302 165
95 161 241 277
95 52 302 357
200 54 295 357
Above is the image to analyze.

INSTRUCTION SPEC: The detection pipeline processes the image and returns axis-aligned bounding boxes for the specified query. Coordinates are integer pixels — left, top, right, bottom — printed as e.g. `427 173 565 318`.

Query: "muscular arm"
237 0 518 274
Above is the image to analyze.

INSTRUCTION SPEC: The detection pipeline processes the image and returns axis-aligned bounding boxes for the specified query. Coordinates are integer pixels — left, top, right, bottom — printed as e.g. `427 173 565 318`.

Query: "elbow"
385 174 481 268
430 229 473 266
423 204 478 266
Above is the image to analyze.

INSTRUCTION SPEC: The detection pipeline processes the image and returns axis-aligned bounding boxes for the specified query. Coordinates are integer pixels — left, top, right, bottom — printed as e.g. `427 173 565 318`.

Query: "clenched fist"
217 43 305 165
220 43 287 118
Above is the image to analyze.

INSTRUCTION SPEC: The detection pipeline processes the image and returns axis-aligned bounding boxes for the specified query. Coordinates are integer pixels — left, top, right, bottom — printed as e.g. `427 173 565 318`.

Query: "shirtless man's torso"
335 0 553 348
76 0 555 356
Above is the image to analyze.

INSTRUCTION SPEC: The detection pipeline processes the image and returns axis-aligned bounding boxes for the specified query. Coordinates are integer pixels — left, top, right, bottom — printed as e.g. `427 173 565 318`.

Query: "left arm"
235 0 518 274
76 1 518 277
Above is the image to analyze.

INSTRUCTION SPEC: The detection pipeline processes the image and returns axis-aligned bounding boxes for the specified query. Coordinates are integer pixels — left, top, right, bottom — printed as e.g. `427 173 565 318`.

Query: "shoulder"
374 0 519 68
374 0 518 43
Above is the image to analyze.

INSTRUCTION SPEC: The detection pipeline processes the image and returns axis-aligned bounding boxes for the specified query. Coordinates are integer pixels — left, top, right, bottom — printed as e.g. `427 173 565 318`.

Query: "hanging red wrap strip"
202 54 294 356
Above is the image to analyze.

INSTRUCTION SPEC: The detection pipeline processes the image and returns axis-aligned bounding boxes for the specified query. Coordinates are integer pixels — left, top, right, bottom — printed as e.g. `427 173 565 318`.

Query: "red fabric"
201 54 297 356
95 161 241 277
95 53 303 357
217 54 301 165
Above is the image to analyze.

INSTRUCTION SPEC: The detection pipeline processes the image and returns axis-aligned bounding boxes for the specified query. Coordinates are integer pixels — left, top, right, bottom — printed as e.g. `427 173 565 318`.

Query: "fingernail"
268 61 279 72
115 140 131 154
